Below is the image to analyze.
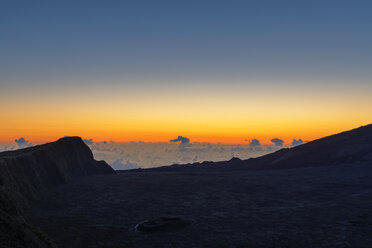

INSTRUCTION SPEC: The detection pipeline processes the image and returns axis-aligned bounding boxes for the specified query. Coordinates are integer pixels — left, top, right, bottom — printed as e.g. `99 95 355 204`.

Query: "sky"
1 0 372 145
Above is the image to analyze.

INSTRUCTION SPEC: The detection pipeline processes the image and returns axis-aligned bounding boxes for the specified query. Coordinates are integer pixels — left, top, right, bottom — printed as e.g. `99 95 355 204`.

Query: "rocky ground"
30 163 372 248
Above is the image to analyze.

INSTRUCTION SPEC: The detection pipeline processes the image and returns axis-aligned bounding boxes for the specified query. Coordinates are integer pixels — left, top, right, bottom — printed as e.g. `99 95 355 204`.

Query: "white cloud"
110 158 140 170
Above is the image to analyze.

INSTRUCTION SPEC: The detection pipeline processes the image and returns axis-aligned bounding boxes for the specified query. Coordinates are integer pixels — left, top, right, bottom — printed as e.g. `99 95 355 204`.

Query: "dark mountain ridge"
0 137 114 206
146 124 372 172
0 137 114 248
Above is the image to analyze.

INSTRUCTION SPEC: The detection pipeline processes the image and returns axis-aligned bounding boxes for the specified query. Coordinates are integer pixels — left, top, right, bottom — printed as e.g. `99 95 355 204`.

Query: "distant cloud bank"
111 158 140 170
89 138 293 170
83 139 94 145
249 139 261 147
169 136 190 144
271 138 284 146
0 135 307 170
15 137 33 148
292 139 304 147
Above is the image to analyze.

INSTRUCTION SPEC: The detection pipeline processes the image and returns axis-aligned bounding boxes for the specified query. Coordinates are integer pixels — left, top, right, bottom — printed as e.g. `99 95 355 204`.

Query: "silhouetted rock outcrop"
0 137 114 206
0 137 115 248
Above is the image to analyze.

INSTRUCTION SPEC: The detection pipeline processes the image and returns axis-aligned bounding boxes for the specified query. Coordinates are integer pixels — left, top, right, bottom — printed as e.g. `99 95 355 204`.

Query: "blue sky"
1 0 371 86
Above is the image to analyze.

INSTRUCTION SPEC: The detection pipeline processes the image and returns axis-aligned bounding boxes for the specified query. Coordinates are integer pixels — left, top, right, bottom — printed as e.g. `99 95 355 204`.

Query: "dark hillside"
0 137 115 248
147 124 372 172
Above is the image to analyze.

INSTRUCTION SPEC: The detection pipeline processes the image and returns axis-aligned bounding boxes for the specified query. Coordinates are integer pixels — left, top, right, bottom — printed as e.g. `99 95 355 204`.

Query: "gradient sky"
1 0 371 144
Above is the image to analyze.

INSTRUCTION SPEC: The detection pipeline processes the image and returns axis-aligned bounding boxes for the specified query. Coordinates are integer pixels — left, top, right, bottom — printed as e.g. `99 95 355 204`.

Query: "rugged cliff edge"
0 137 115 248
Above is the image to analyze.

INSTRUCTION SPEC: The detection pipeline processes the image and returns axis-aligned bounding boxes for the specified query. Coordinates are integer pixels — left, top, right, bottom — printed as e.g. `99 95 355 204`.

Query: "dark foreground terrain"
30 162 372 248
2 125 372 247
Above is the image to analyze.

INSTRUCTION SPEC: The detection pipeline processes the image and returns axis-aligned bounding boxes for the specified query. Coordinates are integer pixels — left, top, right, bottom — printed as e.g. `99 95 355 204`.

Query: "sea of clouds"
0 136 304 170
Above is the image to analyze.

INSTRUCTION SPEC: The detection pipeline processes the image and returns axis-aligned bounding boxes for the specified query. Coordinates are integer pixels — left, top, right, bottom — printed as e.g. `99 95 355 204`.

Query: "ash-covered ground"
30 163 372 248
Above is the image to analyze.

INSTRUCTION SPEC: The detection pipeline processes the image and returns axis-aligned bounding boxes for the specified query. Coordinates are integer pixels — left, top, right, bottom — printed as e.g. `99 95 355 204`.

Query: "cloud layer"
90 140 288 170
15 137 33 148
271 138 284 146
0 136 306 170
170 136 190 144
292 139 304 147
249 139 261 147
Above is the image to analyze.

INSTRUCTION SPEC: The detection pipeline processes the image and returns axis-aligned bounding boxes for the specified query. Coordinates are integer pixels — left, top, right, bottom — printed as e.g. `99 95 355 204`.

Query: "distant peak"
57 136 83 142
229 157 241 161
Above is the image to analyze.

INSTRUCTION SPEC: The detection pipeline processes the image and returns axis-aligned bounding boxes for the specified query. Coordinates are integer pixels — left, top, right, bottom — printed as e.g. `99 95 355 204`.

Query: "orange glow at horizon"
0 105 370 145
1 81 371 145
